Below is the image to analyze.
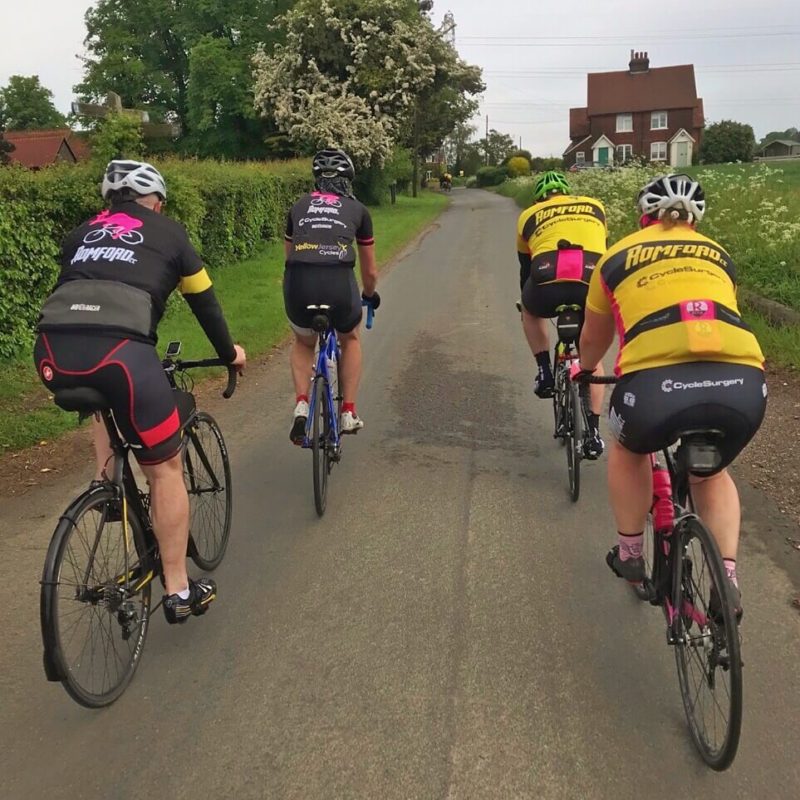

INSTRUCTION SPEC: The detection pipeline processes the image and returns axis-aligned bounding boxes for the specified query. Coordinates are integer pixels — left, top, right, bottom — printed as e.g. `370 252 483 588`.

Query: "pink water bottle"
652 462 674 533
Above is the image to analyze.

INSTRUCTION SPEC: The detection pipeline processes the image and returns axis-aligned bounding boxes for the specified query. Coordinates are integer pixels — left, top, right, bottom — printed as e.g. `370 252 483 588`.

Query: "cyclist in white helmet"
35 159 246 624
577 173 766 619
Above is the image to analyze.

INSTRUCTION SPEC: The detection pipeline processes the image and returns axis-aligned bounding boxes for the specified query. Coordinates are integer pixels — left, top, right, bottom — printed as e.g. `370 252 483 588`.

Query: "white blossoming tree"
253 0 483 178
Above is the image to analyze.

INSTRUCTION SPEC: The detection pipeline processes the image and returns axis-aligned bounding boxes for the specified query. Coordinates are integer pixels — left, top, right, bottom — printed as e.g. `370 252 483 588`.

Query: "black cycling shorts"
608 362 767 475
283 264 362 335
34 332 184 465
521 279 588 319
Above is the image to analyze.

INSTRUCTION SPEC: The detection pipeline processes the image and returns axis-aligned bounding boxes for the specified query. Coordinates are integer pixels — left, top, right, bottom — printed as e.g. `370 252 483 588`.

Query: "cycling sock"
618 531 644 561
296 394 309 405
723 558 738 588
176 586 190 600
534 351 551 372
587 412 600 432
342 401 356 415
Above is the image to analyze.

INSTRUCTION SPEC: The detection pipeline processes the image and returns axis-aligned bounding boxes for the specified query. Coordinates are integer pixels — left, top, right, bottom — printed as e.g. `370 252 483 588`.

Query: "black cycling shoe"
534 372 555 399
583 431 605 460
708 579 743 624
606 545 645 583
163 577 217 625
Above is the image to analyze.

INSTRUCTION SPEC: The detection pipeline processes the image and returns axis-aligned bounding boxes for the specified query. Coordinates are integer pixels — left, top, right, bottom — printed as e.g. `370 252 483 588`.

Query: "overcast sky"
2 1 799 156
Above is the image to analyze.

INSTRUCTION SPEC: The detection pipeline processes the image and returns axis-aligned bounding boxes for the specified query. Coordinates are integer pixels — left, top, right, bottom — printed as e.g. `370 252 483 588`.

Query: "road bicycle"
40 345 236 707
576 372 743 770
551 304 587 501
301 301 375 516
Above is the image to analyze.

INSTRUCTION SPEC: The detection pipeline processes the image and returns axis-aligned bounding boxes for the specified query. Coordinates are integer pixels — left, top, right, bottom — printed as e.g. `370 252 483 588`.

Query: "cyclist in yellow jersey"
577 174 766 615
516 171 608 457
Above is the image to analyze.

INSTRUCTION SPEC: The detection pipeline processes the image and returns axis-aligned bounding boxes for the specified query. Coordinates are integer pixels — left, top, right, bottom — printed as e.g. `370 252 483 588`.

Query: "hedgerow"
0 159 311 357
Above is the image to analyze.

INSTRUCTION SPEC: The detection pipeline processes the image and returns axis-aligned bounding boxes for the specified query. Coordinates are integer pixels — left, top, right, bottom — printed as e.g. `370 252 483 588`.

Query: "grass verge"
0 190 447 453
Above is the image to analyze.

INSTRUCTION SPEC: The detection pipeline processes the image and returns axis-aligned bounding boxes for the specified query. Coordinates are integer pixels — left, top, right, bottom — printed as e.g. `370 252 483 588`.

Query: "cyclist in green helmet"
515 170 608 458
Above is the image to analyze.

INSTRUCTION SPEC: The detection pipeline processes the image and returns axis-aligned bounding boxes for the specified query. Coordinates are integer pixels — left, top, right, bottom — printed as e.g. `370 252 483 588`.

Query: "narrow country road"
1 189 798 800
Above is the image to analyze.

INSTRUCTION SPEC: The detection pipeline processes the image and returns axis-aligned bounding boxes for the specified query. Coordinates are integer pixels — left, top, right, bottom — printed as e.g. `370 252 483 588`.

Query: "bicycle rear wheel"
40 486 152 707
185 412 232 571
673 516 742 770
312 376 331 516
566 379 581 502
553 360 567 446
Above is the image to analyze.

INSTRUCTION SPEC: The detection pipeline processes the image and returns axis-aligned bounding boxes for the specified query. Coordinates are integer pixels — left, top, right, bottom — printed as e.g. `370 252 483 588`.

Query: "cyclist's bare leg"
608 439 652 533
521 308 549 356
290 331 317 397
689 470 740 560
91 416 113 481
338 327 362 405
140 453 190 596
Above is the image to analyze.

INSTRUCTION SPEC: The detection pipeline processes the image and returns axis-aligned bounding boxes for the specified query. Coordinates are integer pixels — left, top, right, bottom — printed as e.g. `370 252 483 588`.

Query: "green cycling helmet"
533 171 571 201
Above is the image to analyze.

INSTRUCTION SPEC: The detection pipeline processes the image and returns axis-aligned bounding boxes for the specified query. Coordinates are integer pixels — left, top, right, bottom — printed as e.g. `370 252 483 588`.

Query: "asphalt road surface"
1 189 798 799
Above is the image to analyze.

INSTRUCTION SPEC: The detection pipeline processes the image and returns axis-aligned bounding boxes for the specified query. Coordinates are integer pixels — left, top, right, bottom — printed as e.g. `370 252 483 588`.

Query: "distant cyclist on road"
577 174 766 616
516 170 608 457
34 160 246 624
284 149 380 443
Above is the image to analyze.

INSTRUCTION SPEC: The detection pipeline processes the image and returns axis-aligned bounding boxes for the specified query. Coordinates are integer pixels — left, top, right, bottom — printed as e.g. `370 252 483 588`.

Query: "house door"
597 147 609 165
676 141 690 167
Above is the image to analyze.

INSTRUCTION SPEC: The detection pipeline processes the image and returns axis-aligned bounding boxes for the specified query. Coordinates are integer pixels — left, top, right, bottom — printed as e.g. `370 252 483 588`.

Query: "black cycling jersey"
284 192 374 268
49 201 235 361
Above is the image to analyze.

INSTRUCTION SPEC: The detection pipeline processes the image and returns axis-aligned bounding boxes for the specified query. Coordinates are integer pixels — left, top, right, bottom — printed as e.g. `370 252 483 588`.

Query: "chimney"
629 50 650 74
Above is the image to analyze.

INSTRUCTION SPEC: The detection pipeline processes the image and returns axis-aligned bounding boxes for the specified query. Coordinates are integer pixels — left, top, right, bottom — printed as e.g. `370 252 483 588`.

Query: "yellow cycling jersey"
516 194 607 259
586 223 765 375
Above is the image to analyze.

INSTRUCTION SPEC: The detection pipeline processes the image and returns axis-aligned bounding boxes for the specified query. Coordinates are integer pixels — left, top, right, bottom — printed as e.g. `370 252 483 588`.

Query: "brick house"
4 129 90 169
564 52 704 169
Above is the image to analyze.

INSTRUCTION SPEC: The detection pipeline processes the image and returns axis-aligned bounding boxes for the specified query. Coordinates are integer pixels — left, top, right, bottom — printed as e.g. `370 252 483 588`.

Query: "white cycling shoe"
340 410 364 434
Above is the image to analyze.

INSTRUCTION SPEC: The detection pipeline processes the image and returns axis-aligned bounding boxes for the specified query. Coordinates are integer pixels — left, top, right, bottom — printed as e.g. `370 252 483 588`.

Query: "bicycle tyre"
312 376 330 516
40 486 152 707
185 412 233 571
553 361 567 446
673 516 743 770
566 379 581 502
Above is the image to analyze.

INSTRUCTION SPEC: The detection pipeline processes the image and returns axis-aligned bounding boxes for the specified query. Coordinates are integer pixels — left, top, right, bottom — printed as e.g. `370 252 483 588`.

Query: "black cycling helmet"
312 149 355 181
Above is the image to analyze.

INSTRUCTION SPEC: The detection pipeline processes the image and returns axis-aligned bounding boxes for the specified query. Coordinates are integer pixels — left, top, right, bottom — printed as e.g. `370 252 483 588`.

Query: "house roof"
4 128 86 168
759 138 800 149
569 107 590 139
587 64 698 114
563 134 591 156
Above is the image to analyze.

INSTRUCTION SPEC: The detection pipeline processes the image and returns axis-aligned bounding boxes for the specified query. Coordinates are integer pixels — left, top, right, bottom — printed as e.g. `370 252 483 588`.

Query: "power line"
485 62 800 77
459 29 800 42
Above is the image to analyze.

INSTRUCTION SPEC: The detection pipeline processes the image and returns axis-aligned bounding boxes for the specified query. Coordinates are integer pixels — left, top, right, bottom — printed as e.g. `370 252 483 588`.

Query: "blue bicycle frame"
302 324 341 450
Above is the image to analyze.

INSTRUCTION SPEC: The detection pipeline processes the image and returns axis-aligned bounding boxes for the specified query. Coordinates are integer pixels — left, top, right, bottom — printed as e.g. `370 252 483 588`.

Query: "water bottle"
652 462 674 533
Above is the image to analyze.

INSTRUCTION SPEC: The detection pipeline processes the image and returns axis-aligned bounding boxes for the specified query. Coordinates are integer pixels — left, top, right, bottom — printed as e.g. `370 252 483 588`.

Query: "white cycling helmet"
637 173 705 223
101 160 167 201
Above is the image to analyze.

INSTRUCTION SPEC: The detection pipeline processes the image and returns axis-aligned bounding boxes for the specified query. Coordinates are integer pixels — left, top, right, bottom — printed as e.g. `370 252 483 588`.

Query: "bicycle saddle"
53 387 109 414
555 307 582 344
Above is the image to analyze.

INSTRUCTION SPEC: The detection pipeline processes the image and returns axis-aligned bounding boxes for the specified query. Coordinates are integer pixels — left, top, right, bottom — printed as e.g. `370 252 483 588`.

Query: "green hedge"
476 165 508 187
0 159 311 358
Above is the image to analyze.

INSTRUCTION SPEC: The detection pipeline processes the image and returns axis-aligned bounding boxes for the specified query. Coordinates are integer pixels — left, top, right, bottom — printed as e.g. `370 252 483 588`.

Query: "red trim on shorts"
139 407 180 447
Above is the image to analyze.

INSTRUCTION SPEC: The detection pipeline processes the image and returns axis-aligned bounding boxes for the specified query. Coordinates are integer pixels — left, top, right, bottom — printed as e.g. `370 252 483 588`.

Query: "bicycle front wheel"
312 376 331 516
553 361 567 446
40 486 152 707
673 516 743 770
185 412 232 571
566 379 581 502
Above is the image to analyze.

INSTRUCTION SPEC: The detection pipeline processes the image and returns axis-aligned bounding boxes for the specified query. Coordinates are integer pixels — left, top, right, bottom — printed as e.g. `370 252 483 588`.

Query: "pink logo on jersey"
42 365 54 382
89 210 144 239
311 192 341 206
680 300 715 321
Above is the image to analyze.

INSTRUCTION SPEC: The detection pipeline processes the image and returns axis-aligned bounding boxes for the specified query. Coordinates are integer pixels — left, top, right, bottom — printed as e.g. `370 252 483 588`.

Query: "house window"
651 111 668 130
650 141 667 161
616 144 633 163
575 151 585 164
616 113 633 133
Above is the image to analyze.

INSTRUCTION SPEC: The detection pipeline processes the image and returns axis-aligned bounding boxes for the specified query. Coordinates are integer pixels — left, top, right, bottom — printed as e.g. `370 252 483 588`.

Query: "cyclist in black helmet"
284 149 380 443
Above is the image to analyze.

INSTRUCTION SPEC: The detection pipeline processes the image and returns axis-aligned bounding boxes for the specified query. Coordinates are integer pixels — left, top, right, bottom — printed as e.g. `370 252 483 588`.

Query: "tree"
699 120 756 163
253 0 482 174
479 129 515 166
75 0 295 158
0 115 13 164
89 112 145 165
0 75 66 130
